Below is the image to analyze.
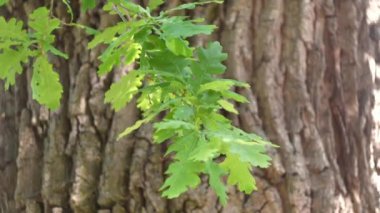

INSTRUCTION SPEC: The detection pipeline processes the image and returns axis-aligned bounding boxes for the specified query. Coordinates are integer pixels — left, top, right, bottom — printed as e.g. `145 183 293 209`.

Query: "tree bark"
0 0 379 212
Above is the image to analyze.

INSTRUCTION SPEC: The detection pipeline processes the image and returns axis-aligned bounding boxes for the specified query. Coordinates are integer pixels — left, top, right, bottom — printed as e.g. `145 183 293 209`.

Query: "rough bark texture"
1 0 379 212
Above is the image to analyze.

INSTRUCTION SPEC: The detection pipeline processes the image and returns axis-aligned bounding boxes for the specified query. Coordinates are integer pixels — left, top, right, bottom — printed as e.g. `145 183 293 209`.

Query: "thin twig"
113 4 128 22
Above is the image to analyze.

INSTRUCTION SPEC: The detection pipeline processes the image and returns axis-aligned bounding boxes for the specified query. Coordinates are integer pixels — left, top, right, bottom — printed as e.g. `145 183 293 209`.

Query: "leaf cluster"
88 0 275 205
0 7 65 109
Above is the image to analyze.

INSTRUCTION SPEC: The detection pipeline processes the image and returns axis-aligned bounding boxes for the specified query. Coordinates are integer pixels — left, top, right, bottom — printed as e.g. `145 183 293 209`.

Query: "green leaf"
88 22 127 48
137 85 162 112
199 79 249 93
165 131 199 159
229 142 271 168
221 91 248 103
161 160 204 198
148 0 164 10
167 1 224 12
0 0 7 6
161 17 216 38
189 138 219 161
154 129 176 144
218 99 238 114
29 7 60 44
172 105 194 121
154 120 196 132
105 1 147 15
105 71 145 111
46 45 68 59
31 56 63 110
205 161 228 205
164 37 193 57
124 43 142 65
0 48 30 89
0 17 29 45
118 113 155 139
148 48 190 74
196 41 227 74
82 0 97 11
220 153 256 194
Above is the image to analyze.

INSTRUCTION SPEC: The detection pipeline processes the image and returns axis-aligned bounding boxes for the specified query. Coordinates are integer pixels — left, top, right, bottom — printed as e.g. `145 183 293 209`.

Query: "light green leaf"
172 105 194 121
218 99 238 114
29 7 60 44
0 48 30 89
154 120 196 132
161 160 204 198
124 43 142 65
118 113 155 139
220 153 256 194
82 0 97 11
229 142 271 168
164 37 193 57
46 45 68 59
105 71 145 111
31 56 63 110
0 0 8 6
221 91 248 103
189 138 219 161
205 161 228 205
0 17 29 45
88 22 127 48
199 79 249 93
148 0 164 10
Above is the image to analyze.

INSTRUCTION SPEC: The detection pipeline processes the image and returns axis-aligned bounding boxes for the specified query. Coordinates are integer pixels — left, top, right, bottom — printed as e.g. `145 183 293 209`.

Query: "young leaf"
0 48 30 89
189 139 219 161
153 129 176 144
118 113 156 139
161 160 204 198
105 71 145 111
218 99 238 114
124 43 142 65
31 56 63 110
82 0 97 11
165 131 199 159
221 91 249 103
148 0 164 10
198 79 249 93
46 45 69 59
88 22 127 48
161 17 216 38
205 161 228 205
196 41 228 74
164 37 193 57
0 17 29 45
220 153 257 194
229 142 272 168
154 120 196 132
28 7 60 44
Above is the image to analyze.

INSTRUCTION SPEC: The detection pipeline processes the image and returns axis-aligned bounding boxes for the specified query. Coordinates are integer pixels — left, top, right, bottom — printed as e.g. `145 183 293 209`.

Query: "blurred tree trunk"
0 0 379 212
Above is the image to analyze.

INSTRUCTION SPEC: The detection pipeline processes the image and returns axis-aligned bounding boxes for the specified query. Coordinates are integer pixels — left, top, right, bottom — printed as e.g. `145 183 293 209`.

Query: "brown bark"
0 0 379 212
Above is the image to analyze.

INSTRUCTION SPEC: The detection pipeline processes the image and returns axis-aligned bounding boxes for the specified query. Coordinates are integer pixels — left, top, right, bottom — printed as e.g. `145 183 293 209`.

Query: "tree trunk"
0 0 379 212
